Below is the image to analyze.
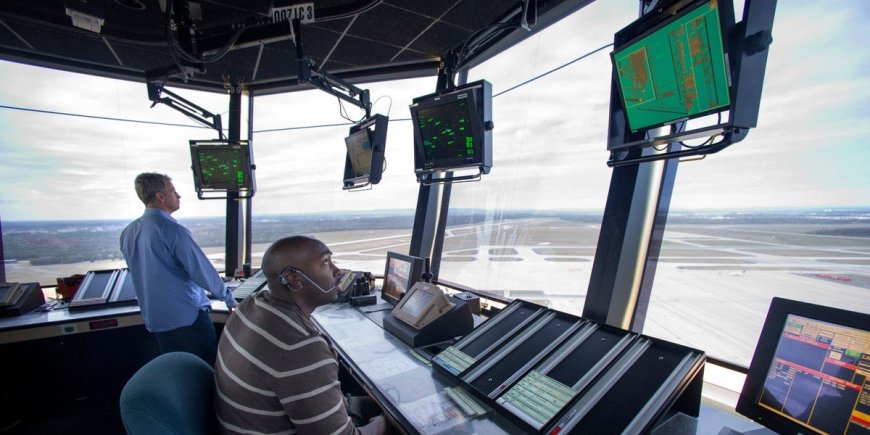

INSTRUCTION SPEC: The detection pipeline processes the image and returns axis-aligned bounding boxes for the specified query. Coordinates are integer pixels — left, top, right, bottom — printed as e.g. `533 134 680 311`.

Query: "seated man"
215 235 386 435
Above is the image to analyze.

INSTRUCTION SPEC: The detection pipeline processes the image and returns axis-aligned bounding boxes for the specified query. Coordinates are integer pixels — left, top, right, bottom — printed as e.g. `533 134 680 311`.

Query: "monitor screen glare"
382 257 412 303
613 0 730 131
401 288 434 318
345 128 373 178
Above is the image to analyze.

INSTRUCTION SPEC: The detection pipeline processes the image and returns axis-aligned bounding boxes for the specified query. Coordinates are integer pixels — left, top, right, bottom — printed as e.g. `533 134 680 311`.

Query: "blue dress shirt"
120 208 236 332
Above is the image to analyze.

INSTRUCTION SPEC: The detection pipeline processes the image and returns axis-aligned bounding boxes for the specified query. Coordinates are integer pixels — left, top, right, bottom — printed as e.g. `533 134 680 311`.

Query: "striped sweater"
215 289 357 435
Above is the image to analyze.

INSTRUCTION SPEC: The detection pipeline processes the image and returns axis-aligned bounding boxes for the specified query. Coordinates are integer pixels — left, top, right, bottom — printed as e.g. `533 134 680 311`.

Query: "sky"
0 0 869 221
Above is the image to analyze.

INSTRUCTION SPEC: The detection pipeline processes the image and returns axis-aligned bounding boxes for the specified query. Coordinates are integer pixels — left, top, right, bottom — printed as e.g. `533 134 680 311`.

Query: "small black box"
350 294 377 307
452 292 480 315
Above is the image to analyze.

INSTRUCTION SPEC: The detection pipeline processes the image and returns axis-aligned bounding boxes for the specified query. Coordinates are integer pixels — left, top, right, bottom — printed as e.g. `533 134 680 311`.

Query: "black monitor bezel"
380 251 426 305
343 114 388 188
736 297 870 434
410 80 491 175
610 0 736 133
189 140 255 191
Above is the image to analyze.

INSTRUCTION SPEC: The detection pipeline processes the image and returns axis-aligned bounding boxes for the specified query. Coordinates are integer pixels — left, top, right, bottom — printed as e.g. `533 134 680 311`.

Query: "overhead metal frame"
0 0 598 97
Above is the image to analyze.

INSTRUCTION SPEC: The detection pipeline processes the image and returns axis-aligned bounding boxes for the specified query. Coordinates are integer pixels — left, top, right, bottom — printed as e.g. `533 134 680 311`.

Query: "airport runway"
8 216 868 368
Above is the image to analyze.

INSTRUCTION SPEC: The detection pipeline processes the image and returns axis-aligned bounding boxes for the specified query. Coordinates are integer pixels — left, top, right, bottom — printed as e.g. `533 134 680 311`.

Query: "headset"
280 266 338 294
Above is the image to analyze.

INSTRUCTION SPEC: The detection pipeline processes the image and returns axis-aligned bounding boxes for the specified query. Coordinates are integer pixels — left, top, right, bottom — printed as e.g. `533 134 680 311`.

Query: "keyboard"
233 269 267 301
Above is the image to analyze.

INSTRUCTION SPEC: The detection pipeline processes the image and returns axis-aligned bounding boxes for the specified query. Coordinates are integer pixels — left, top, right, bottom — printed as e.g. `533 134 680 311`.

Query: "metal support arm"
292 19 371 117
146 82 224 139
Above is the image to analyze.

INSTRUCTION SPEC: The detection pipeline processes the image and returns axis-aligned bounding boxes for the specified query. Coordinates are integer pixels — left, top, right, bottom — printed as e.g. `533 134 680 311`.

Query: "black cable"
255 121 358 134
455 22 518 72
253 118 413 134
0 108 399 134
0 105 213 129
370 95 393 118
337 97 352 122
336 96 366 124
676 112 724 149
680 135 718 149
315 0 384 22
494 42 614 98
165 0 248 67
455 0 538 73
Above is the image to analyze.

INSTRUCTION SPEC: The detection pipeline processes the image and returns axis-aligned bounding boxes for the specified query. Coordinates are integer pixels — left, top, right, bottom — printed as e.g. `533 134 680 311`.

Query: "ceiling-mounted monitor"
606 0 777 166
612 0 732 132
736 297 870 435
410 80 493 183
189 139 255 199
343 114 388 190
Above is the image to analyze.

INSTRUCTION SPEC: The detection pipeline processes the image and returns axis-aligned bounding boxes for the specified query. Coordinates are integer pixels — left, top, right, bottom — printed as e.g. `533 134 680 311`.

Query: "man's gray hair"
134 173 171 205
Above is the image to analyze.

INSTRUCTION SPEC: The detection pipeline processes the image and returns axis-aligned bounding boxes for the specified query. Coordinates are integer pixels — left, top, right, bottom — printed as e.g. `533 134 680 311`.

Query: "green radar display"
417 98 475 161
189 140 254 194
199 148 245 185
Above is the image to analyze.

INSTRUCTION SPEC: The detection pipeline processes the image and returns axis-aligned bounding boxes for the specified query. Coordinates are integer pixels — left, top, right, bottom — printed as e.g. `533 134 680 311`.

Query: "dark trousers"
153 309 218 366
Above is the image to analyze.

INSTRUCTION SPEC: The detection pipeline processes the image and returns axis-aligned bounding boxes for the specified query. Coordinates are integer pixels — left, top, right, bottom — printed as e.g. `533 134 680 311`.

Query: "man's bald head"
261 235 340 314
262 235 324 279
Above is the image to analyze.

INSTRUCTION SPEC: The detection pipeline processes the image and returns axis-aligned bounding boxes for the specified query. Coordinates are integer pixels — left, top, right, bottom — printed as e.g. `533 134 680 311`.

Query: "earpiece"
279 272 296 291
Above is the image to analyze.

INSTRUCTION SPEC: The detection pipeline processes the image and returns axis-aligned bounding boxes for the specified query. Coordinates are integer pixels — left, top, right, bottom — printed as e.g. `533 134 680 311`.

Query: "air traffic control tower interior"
2 0 869 434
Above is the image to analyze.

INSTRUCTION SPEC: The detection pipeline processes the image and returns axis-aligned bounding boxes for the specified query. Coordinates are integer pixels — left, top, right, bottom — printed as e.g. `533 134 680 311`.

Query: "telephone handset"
392 282 454 330
336 270 375 304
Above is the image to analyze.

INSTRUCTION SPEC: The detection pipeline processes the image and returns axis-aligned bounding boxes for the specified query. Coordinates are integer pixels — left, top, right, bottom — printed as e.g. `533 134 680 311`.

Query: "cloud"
1 1 868 220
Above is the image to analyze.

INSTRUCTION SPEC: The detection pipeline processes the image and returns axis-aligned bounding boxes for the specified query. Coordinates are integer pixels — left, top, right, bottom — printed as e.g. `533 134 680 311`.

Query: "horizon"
3 206 870 224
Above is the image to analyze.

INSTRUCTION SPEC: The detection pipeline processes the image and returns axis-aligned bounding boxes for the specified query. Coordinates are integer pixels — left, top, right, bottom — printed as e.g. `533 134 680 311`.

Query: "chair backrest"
119 352 217 435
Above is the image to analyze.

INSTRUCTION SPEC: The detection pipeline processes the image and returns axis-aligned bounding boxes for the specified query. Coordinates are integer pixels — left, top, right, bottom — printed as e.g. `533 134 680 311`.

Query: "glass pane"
0 62 234 287
247 78 432 272
441 1 636 315
643 2 870 367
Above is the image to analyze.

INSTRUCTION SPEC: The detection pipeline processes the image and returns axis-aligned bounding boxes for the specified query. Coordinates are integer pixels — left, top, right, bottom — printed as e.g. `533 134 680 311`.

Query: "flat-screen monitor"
189 140 255 192
409 80 492 177
736 297 870 435
380 251 426 305
343 114 388 189
109 268 138 304
611 0 733 133
68 269 119 310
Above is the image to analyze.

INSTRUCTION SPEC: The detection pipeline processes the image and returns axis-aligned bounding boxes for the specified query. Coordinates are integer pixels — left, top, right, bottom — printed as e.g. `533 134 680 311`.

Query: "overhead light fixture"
65 0 105 33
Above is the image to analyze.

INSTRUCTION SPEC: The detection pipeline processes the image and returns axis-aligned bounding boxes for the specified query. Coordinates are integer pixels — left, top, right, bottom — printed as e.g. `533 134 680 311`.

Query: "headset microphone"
281 268 337 294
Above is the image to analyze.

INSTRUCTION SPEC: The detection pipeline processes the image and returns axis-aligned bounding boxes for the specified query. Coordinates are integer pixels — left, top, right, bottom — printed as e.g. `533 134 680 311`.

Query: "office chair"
119 352 217 435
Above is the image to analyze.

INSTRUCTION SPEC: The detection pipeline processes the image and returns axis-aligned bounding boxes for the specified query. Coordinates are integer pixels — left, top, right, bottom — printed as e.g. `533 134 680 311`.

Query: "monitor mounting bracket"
291 19 371 118
145 67 225 140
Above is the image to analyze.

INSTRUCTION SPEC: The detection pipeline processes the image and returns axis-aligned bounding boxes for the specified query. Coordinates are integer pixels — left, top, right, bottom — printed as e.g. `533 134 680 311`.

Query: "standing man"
120 172 236 365
215 235 387 435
